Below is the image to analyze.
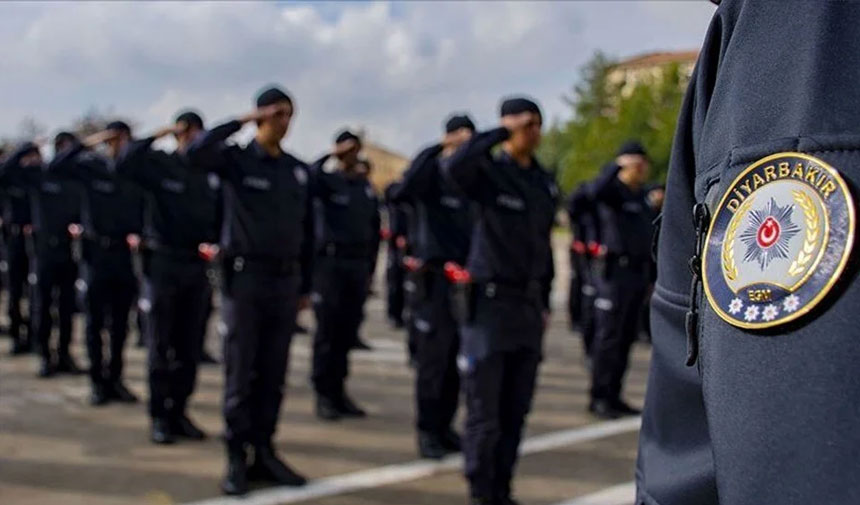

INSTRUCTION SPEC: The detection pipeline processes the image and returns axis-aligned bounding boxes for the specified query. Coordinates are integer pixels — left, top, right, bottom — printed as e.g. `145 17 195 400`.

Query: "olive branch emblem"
788 190 820 277
722 197 754 281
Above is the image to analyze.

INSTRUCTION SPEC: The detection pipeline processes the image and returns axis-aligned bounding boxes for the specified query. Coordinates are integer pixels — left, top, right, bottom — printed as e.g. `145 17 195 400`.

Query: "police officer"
587 141 655 419
384 182 410 329
309 130 380 421
0 141 33 356
114 110 217 444
565 182 600 362
186 87 312 495
638 2 860 504
391 114 476 459
444 97 556 505
1 136 83 377
50 122 145 406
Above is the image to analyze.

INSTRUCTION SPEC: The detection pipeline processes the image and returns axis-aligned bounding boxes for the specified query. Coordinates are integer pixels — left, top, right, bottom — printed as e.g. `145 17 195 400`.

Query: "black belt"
38 234 71 248
145 241 201 261
6 223 26 236
318 243 369 259
86 235 129 250
226 255 297 275
478 279 543 301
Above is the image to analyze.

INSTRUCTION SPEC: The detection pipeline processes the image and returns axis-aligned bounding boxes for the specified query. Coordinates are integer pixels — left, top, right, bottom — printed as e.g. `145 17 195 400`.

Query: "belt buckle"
485 282 496 298
234 256 245 272
619 256 630 267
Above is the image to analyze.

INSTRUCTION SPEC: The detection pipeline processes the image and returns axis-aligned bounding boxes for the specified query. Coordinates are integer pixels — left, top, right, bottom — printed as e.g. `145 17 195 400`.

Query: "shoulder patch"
703 152 855 329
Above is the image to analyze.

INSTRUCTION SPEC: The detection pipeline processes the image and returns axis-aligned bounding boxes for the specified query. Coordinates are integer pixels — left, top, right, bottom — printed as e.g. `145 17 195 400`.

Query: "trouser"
590 259 650 402
386 246 405 323
6 232 31 346
568 249 583 330
311 256 369 400
145 253 209 421
33 248 77 362
222 266 299 448
413 269 460 435
462 348 541 500
578 255 598 358
85 251 138 387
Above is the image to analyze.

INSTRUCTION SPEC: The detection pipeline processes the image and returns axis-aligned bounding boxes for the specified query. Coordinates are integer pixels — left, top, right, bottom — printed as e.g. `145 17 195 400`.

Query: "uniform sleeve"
443 127 510 200
48 141 101 182
299 164 315 296
114 137 162 190
369 197 382 278
586 162 624 207
186 120 242 177
0 145 40 188
392 144 444 202
635 14 720 505
307 154 333 198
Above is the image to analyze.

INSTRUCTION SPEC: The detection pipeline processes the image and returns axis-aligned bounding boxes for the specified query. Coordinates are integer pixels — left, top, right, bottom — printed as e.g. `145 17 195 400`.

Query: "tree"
538 52 687 194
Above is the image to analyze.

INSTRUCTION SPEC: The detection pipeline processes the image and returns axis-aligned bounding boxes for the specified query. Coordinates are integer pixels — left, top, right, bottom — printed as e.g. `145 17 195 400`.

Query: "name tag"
242 175 271 191
161 178 186 194
92 180 115 194
41 182 62 194
440 195 463 209
496 193 525 211
330 193 350 206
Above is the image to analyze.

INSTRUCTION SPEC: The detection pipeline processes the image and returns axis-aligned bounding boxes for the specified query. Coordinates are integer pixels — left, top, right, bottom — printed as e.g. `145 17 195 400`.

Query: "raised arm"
443 127 509 198
391 143 443 202
187 105 284 175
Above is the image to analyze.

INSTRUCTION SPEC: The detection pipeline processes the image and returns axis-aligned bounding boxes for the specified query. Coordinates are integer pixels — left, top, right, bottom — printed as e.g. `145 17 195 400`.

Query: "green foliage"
538 52 687 194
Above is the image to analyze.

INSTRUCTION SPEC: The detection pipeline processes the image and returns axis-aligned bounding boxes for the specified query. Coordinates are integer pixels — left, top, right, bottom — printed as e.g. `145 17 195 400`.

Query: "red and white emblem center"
757 216 781 248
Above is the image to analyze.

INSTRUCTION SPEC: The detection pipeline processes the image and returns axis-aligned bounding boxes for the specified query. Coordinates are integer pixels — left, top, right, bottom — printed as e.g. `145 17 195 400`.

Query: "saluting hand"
239 104 285 124
333 138 359 157
83 129 120 148
152 124 184 139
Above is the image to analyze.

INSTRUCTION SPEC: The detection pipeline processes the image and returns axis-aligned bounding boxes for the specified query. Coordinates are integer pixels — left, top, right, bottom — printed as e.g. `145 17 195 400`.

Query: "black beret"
616 140 647 157
174 110 204 130
256 86 293 108
335 129 361 145
106 121 131 135
500 97 542 120
17 141 40 157
444 114 476 134
54 131 77 146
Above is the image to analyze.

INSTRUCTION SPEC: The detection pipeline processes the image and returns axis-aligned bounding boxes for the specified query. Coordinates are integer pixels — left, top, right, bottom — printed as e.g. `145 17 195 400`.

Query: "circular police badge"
703 152 855 329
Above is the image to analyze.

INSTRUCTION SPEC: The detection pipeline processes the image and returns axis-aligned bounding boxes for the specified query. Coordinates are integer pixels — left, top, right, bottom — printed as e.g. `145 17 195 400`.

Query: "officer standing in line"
113 110 216 445
638 2 860 504
0 136 83 377
186 87 312 496
565 182 600 363
1 140 33 356
384 182 410 329
50 122 145 406
309 130 380 421
444 97 556 505
390 114 476 459
350 157 378 352
586 141 655 419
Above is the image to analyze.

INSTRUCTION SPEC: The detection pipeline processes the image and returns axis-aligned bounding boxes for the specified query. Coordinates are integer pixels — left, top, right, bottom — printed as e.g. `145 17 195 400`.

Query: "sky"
0 1 716 159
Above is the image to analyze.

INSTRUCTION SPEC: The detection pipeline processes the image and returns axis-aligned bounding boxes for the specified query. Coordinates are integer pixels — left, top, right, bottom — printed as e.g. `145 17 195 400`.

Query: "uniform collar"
249 139 284 161
497 149 541 172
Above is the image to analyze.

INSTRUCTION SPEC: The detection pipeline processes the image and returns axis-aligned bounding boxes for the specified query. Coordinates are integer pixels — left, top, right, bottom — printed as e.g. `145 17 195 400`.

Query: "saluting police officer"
391 114 476 459
1 136 83 377
50 122 146 406
113 110 217 445
444 97 556 505
0 141 34 356
587 141 655 420
384 182 410 329
309 130 380 421
186 87 312 496
566 182 601 363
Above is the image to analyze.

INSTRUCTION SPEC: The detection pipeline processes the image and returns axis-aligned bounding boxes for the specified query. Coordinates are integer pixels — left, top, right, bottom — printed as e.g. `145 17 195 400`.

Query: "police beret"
617 140 647 157
444 114 476 134
500 97 542 120
256 86 293 108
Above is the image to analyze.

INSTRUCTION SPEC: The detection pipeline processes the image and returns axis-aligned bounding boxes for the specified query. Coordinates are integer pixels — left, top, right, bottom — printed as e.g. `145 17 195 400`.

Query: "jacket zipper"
685 202 710 367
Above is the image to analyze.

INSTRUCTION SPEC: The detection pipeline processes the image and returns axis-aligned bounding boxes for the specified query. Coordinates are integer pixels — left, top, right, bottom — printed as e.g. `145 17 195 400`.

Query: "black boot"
588 399 622 420
418 431 447 460
200 351 219 365
151 418 175 445
56 355 85 375
90 383 110 406
221 444 249 496
440 428 462 452
37 359 55 379
109 382 139 403
611 399 642 416
249 444 307 487
337 394 366 418
172 414 207 440
351 337 373 351
316 395 341 421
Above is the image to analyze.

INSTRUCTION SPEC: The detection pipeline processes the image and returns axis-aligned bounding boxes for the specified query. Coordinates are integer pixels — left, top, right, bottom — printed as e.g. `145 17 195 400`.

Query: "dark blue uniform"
566 183 601 358
392 143 473 450
309 155 380 411
444 127 556 502
0 150 33 352
637 2 860 504
384 183 410 328
51 141 145 393
1 144 81 369
187 119 313 452
117 137 218 428
588 163 655 408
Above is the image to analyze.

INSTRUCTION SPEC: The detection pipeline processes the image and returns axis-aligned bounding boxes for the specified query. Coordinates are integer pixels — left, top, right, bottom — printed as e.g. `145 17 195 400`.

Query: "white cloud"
0 1 715 159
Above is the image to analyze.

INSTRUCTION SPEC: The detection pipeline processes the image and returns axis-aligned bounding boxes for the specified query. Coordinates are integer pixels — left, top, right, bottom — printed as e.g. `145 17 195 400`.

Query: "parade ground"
0 240 650 505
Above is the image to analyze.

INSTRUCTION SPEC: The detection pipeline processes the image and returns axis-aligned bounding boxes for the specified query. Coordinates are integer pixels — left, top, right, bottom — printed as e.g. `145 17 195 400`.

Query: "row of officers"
1 86 657 505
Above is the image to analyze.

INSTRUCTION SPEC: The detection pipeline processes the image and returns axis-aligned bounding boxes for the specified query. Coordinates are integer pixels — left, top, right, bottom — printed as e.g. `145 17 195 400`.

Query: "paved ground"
0 243 650 505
